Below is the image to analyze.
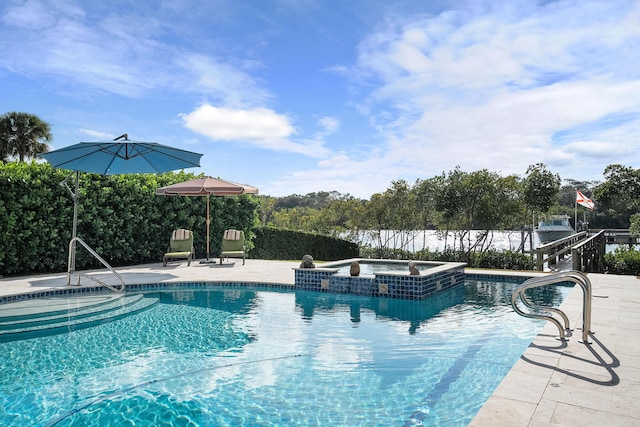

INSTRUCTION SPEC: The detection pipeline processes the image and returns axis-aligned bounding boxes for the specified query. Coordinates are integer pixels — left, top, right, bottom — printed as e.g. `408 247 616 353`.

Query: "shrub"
251 227 359 261
603 246 640 275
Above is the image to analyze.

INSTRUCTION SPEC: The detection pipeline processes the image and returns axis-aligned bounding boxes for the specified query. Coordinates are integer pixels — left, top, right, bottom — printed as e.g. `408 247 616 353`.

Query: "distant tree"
273 191 348 210
560 179 597 207
257 195 277 226
413 177 440 230
593 164 640 228
0 112 52 162
432 167 523 253
522 163 561 216
319 198 365 233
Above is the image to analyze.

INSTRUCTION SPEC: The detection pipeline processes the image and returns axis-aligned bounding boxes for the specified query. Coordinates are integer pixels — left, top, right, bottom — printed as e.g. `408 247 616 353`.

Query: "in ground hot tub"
294 258 466 300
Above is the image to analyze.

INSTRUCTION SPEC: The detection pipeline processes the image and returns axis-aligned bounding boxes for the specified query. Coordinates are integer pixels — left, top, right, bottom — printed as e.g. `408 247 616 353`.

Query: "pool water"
0 280 571 427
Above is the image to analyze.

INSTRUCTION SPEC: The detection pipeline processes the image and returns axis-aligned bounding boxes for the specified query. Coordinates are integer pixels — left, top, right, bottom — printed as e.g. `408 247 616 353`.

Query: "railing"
67 237 126 293
534 231 588 271
511 270 592 343
572 230 606 273
591 228 640 245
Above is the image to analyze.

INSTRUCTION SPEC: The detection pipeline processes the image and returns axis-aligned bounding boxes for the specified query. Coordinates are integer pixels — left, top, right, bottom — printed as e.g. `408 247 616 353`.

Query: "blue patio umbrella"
40 135 202 175
40 134 203 286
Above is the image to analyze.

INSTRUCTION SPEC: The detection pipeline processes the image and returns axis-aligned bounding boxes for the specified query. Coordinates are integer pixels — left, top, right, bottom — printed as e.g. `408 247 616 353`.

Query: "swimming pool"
0 279 571 426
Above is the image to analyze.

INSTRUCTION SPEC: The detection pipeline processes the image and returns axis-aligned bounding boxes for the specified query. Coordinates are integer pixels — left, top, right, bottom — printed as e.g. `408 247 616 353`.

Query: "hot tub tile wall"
294 269 335 292
293 264 466 300
378 267 466 299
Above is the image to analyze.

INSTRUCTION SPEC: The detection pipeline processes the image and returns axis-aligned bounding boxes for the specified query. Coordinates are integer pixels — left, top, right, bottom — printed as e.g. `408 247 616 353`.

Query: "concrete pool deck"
1 260 638 426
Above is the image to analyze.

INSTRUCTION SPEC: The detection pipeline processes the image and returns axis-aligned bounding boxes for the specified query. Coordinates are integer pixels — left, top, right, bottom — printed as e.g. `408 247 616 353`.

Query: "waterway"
352 229 635 253
353 230 540 253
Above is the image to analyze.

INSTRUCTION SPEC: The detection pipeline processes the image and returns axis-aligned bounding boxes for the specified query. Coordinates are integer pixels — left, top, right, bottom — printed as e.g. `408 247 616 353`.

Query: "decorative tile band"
0 281 294 305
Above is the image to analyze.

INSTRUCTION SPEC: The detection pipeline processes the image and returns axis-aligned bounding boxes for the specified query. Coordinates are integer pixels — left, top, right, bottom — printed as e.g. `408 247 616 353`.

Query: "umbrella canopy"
40 137 202 175
156 176 258 196
156 177 259 262
39 134 203 284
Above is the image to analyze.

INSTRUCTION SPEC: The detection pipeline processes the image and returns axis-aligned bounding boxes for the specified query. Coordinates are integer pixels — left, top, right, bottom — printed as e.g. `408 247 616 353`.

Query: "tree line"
258 164 640 256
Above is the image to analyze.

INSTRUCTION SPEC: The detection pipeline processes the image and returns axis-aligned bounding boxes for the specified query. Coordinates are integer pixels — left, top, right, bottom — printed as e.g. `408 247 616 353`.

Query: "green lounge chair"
163 229 195 266
219 229 246 265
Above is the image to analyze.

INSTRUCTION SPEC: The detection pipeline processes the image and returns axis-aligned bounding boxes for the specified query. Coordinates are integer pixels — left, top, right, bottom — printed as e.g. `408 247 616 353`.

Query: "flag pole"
574 188 578 231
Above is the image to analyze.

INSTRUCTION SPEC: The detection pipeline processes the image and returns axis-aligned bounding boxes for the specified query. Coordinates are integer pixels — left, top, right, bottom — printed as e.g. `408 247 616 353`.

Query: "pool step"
0 293 159 341
0 293 130 322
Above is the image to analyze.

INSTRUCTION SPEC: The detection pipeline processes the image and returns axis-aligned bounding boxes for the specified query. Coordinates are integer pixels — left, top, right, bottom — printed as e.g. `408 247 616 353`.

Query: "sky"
1 0 639 199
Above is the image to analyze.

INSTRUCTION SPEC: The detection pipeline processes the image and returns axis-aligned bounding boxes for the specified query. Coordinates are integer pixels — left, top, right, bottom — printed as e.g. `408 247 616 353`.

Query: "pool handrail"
67 237 126 293
511 270 592 343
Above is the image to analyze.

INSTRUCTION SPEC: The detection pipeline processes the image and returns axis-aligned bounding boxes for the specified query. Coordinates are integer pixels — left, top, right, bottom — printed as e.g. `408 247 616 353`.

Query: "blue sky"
1 0 639 198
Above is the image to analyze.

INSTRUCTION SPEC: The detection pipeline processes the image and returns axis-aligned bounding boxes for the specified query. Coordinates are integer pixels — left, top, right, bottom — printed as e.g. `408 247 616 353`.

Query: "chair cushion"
224 229 241 240
164 251 191 258
172 229 191 240
220 250 244 257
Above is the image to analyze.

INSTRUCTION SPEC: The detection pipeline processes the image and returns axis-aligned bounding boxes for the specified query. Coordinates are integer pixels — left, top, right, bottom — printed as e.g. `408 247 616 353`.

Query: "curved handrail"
511 270 592 343
67 237 126 293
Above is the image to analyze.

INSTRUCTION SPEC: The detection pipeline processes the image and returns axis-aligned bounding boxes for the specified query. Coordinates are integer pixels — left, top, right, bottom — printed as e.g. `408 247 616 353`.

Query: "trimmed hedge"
250 227 359 261
0 162 259 276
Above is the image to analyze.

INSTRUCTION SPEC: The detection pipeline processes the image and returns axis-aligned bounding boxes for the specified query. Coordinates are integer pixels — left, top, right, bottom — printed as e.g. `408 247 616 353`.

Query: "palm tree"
0 111 52 162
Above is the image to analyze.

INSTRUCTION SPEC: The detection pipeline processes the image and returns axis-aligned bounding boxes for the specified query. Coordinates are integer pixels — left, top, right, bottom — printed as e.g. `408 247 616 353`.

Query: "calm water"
354 229 540 252
0 281 571 427
355 229 631 254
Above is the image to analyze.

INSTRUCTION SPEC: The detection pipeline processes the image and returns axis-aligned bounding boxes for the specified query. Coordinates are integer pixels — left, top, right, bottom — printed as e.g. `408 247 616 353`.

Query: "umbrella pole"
207 194 210 261
70 171 79 282
199 195 215 264
61 171 79 285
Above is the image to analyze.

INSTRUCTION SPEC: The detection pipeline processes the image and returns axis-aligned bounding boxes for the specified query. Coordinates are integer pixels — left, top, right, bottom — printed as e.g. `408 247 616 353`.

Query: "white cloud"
181 105 294 140
179 54 272 107
78 128 114 140
181 104 332 157
2 0 57 29
317 116 340 134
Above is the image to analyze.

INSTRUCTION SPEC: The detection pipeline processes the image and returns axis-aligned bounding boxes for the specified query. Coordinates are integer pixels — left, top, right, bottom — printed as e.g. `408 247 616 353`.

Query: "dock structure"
593 229 639 245
533 228 638 273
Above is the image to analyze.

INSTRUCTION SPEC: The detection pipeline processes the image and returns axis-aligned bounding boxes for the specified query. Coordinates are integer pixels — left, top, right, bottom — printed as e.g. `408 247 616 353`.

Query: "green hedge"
603 246 640 275
250 227 359 261
0 162 259 276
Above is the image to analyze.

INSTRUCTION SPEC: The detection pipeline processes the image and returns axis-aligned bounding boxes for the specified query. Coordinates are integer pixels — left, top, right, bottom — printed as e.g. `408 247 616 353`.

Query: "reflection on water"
295 278 570 334
295 286 466 334
160 289 259 314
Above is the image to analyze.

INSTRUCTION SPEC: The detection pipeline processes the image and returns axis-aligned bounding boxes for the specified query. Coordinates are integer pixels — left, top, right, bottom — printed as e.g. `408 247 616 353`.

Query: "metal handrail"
511 270 592 343
67 237 126 293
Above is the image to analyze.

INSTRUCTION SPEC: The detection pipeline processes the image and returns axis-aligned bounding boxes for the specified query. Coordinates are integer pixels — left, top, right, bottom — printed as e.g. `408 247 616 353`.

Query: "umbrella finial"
113 134 129 141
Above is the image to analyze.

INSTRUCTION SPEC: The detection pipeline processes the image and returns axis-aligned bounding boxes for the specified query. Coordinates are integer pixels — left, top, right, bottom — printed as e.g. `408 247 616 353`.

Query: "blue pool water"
0 280 571 426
